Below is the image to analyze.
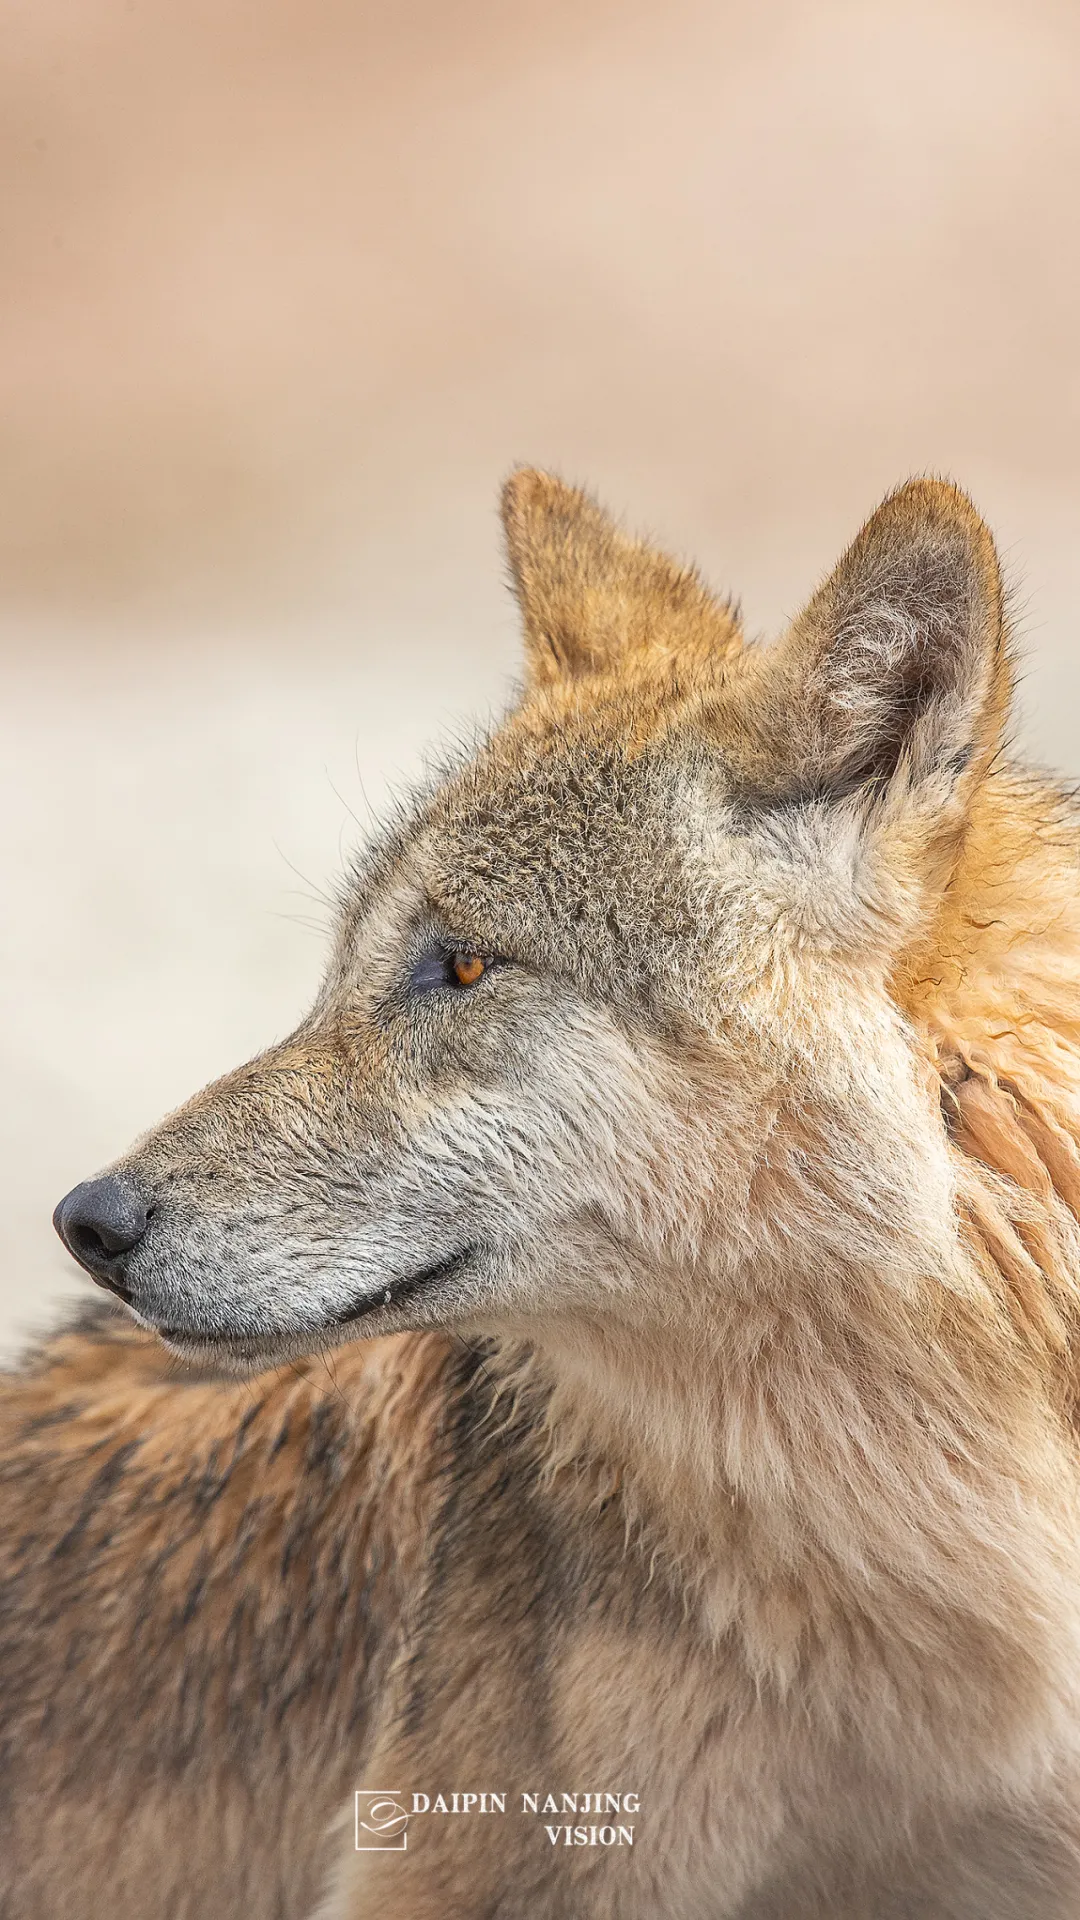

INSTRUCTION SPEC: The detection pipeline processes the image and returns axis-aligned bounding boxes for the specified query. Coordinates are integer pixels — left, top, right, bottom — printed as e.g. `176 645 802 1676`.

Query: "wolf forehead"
335 711 723 986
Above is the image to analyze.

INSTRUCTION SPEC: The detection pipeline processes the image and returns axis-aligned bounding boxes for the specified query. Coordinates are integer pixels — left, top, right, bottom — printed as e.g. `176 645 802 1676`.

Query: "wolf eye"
409 944 499 995
452 952 486 987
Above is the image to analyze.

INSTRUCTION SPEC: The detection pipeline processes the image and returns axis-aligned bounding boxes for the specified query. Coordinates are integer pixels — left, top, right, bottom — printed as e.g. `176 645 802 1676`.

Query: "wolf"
5 470 1080 1917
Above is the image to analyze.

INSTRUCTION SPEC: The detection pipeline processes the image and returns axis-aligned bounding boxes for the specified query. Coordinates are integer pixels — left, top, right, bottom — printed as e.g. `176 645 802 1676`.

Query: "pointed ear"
501 469 741 688
732 479 1009 805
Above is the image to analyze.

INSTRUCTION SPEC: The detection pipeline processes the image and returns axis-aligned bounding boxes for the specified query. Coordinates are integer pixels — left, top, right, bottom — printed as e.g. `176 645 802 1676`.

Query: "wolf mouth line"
156 1246 477 1353
331 1246 476 1325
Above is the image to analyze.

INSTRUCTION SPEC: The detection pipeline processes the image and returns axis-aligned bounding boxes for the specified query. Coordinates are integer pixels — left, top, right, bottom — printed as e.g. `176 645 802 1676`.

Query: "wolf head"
54 473 1008 1370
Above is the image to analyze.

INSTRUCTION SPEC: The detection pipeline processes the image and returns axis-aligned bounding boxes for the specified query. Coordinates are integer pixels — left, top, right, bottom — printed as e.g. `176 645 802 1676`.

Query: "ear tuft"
501 468 740 689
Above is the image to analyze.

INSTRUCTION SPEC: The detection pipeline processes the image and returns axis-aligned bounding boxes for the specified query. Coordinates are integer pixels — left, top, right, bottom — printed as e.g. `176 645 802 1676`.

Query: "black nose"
53 1177 149 1298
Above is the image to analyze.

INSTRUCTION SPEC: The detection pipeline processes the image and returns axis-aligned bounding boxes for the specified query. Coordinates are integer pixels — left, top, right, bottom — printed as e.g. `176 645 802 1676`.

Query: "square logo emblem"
354 1790 410 1850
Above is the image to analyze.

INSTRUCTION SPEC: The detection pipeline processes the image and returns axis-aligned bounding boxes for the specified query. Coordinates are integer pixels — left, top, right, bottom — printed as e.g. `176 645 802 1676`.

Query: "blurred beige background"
2 0 1079 1354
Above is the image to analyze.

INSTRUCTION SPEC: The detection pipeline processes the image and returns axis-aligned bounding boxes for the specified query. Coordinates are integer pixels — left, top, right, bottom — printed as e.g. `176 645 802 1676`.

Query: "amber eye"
409 944 502 995
451 952 486 987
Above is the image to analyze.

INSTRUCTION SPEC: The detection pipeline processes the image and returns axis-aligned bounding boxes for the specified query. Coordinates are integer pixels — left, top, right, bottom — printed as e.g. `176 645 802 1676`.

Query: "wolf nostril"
52 1176 149 1297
